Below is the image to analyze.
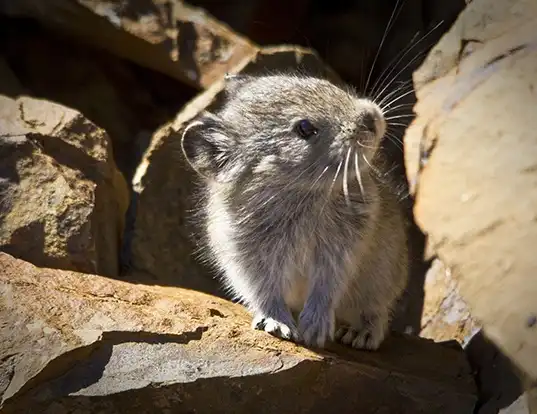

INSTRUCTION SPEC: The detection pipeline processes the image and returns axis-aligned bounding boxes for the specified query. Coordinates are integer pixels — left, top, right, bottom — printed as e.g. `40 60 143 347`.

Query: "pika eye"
295 119 318 139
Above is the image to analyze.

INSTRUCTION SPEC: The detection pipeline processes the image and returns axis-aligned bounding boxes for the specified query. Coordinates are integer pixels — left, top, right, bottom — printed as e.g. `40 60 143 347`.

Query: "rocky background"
0 0 535 413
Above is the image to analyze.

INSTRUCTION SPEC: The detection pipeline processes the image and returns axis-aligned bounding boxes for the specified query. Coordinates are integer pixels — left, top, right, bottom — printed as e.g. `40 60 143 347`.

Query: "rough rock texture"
0 17 197 182
420 259 479 343
0 252 476 413
0 0 258 89
404 0 537 381
0 59 129 277
125 45 339 292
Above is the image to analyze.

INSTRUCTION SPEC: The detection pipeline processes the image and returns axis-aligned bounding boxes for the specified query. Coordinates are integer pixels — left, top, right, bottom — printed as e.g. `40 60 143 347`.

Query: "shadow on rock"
8 328 209 406
4 334 475 414
124 125 224 296
466 331 525 414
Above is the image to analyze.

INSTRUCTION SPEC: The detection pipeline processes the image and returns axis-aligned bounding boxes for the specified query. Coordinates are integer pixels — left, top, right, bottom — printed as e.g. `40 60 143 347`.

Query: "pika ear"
181 113 242 182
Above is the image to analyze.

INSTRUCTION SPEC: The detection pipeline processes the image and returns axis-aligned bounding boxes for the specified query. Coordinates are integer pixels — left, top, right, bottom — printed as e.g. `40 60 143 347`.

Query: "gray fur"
181 74 408 350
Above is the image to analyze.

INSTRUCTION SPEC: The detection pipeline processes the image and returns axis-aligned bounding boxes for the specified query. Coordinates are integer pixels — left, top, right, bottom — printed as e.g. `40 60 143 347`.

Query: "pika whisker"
371 20 444 100
375 79 412 108
382 103 414 115
362 152 382 177
320 159 343 216
354 140 377 150
387 122 409 128
309 165 330 192
385 132 404 152
331 160 344 193
364 0 405 93
379 88 417 112
295 164 332 217
343 147 352 207
378 83 414 110
385 114 415 121
354 150 365 198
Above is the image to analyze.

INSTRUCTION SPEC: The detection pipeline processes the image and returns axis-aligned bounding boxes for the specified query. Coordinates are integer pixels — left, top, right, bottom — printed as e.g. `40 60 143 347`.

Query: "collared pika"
181 73 408 350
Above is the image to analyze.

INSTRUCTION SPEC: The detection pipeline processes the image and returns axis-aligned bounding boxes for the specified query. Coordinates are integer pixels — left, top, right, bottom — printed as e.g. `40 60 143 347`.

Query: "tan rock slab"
0 253 476 413
404 0 537 379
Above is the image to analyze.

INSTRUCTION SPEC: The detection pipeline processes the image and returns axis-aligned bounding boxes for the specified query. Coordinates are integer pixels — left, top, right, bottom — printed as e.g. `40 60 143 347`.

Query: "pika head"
181 74 386 190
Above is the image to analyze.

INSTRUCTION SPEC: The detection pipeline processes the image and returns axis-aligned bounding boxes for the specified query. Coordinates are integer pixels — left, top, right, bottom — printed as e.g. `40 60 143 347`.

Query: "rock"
404 0 537 380
0 0 258 89
501 395 531 414
125 45 339 292
189 0 262 38
465 330 530 414
0 17 196 182
0 59 129 276
420 259 479 343
529 384 537 414
497 377 537 414
0 252 476 413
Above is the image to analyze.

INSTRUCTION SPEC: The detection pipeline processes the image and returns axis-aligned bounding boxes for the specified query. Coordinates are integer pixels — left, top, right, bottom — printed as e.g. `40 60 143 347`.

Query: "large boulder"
0 252 476 413
404 0 537 381
0 59 129 276
0 0 258 89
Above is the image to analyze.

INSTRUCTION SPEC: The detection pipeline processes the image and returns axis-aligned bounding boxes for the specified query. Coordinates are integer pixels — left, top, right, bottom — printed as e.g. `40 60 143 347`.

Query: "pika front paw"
252 314 299 342
335 313 388 350
335 326 385 350
298 306 335 348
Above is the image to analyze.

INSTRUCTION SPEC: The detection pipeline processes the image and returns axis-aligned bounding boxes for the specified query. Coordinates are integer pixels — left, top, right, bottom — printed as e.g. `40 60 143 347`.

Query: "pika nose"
362 112 377 134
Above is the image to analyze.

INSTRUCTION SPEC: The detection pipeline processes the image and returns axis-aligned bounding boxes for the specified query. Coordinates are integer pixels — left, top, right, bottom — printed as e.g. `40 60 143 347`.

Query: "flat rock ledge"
0 253 476 413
